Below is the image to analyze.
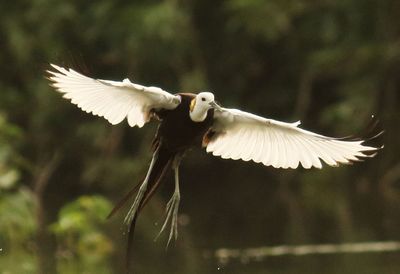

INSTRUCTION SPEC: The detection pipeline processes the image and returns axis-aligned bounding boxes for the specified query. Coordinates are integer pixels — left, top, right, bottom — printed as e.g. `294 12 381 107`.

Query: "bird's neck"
189 106 208 122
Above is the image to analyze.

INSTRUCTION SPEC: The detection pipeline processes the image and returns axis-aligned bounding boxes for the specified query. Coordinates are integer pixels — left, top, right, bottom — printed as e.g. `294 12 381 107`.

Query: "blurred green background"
0 0 399 273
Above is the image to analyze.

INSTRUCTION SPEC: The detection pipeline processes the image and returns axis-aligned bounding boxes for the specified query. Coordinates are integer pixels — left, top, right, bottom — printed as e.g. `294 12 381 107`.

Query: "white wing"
207 108 380 169
47 64 180 127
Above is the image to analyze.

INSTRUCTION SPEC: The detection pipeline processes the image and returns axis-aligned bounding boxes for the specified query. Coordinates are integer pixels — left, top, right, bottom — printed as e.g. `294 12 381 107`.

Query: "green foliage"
51 195 113 261
0 114 22 190
0 249 36 274
0 114 33 248
0 187 37 247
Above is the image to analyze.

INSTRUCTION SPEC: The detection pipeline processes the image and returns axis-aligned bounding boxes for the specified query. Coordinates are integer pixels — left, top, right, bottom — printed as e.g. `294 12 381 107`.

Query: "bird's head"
190 92 222 111
189 92 222 122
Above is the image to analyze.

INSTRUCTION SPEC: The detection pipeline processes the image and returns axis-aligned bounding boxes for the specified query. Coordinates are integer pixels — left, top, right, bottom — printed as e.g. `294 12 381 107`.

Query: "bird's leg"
124 149 159 227
156 156 181 246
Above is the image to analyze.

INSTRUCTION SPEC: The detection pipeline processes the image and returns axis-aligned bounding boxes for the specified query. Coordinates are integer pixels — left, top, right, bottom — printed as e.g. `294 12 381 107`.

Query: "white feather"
262 128 272 166
47 64 180 127
208 108 379 169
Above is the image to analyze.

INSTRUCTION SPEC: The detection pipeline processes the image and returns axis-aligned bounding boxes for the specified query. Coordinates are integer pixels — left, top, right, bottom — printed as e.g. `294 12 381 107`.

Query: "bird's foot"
155 189 180 247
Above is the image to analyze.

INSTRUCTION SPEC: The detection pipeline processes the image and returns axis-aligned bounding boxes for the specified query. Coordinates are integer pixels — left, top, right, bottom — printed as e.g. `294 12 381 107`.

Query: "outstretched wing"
47 64 181 127
206 108 381 169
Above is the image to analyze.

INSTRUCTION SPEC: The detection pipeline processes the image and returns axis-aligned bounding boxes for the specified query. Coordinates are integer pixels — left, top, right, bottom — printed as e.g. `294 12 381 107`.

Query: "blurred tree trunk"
33 153 61 274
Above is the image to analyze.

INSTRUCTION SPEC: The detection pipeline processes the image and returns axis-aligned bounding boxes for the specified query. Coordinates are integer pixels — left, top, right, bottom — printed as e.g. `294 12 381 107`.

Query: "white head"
189 92 220 122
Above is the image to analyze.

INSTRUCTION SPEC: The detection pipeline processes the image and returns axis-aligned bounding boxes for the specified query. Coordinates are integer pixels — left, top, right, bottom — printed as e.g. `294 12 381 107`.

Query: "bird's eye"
201 97 206 101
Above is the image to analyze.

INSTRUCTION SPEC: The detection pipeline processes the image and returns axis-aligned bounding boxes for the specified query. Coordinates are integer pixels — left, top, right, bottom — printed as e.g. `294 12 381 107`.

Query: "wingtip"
45 70 59 78
48 63 71 76
293 120 301 126
46 64 67 80
43 74 53 82
49 63 60 70
367 152 378 158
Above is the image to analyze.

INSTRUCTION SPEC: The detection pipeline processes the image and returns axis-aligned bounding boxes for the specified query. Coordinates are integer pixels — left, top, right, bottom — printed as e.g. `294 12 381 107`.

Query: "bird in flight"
47 64 381 271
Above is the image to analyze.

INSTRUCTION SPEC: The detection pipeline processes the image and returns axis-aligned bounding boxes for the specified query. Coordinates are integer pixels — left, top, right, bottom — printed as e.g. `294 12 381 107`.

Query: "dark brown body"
141 93 215 210
110 93 215 273
154 93 214 152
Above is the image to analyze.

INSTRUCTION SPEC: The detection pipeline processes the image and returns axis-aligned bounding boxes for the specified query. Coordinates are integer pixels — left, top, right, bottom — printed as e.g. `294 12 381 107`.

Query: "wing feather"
208 108 380 169
269 127 279 168
305 139 335 167
229 128 246 160
282 131 297 168
293 134 313 168
275 128 287 168
243 129 257 161
233 128 249 160
253 130 265 163
261 128 272 166
47 64 180 127
249 130 261 162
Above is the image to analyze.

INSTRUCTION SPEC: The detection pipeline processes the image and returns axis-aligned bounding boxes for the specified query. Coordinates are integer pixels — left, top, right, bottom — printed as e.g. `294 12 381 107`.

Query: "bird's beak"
209 101 223 111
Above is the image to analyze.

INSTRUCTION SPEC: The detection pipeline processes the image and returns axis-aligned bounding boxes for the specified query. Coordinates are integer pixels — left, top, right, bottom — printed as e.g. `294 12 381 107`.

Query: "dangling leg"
124 146 174 274
124 148 159 226
156 156 181 246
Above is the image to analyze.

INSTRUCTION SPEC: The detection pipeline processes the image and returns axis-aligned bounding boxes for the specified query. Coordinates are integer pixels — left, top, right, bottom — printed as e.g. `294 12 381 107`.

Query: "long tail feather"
107 181 142 220
126 209 139 274
126 161 172 273
125 146 175 273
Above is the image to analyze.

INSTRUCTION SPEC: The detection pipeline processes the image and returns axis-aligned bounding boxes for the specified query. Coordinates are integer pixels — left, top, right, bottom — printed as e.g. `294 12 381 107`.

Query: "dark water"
3 247 400 274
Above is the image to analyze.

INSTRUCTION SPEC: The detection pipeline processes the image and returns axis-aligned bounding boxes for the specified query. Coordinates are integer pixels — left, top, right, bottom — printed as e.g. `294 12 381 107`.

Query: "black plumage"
115 93 215 272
